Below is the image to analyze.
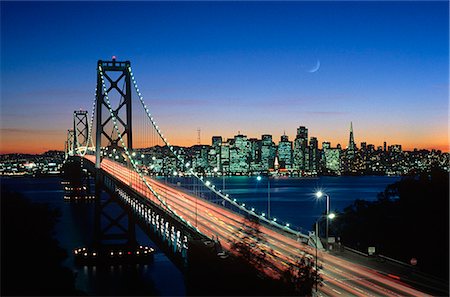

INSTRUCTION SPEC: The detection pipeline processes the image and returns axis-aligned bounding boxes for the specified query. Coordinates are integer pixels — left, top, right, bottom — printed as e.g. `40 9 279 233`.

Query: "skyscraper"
261 134 275 170
325 148 341 175
249 138 262 172
211 136 222 170
220 142 230 173
309 137 319 173
346 122 357 168
193 145 209 171
348 122 356 151
229 134 250 174
278 134 293 169
212 136 222 148
321 141 331 172
293 126 308 172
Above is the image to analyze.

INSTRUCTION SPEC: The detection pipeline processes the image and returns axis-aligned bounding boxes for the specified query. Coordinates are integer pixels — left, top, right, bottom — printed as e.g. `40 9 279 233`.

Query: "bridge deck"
85 156 430 297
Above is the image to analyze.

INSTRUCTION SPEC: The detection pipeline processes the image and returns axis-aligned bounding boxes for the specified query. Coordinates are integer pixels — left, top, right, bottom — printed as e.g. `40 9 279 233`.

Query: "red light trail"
85 156 430 297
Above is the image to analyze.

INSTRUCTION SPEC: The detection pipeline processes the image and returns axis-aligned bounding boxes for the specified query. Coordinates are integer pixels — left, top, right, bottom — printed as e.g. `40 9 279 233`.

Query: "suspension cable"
78 88 97 156
126 65 308 239
98 65 204 236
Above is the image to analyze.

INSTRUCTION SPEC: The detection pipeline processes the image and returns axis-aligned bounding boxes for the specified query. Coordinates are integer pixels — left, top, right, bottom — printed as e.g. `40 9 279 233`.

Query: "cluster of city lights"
126 65 310 238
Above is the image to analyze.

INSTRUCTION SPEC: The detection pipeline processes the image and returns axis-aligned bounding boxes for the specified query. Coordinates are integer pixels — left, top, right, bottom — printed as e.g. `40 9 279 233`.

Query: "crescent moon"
308 60 320 73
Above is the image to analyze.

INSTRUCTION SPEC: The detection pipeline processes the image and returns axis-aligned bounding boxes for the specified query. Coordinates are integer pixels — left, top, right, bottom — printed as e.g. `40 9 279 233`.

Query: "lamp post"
257 176 271 219
316 191 331 249
314 212 335 293
222 168 226 193
315 219 319 293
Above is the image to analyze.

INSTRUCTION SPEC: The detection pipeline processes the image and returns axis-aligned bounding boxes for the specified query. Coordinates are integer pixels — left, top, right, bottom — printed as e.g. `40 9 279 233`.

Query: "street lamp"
316 191 331 249
314 212 336 293
257 176 270 219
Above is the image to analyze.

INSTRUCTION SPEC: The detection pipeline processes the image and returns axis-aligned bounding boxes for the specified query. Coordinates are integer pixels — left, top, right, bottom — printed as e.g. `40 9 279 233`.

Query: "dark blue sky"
1 1 448 153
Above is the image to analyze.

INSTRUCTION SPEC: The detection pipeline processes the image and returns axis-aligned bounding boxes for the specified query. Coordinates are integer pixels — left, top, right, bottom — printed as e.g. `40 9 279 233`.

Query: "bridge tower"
95 57 132 169
65 129 75 158
92 57 137 253
73 110 89 152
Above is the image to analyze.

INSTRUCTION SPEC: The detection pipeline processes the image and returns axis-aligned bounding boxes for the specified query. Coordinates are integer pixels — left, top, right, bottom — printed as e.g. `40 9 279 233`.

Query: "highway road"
86 156 431 297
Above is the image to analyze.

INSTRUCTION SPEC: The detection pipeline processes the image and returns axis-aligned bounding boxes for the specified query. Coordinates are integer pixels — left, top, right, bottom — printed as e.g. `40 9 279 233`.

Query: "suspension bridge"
63 57 432 297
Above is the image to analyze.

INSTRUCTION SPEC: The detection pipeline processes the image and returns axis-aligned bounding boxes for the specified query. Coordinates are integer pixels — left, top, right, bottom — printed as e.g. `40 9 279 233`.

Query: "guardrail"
343 246 414 268
378 254 413 268
343 245 369 257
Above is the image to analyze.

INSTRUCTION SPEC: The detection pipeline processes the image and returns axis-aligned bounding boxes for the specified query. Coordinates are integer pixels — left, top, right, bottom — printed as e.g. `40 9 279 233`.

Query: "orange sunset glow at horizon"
1 124 448 155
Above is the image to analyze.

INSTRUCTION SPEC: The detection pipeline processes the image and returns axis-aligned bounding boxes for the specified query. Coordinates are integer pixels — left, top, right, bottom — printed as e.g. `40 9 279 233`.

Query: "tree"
231 216 318 295
333 169 449 279
230 216 274 275
281 255 323 296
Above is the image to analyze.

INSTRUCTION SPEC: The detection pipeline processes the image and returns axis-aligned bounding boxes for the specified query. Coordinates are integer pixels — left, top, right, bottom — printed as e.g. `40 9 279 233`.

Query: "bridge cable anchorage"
98 66 207 238
126 65 311 242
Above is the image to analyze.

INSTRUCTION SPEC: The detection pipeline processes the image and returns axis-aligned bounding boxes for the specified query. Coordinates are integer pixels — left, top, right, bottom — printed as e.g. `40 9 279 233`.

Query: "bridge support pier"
62 156 94 201
82 158 213 269
93 174 137 249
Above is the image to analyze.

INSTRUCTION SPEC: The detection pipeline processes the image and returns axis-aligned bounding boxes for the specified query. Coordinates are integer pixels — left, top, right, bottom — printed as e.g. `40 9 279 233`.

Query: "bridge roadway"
85 156 429 297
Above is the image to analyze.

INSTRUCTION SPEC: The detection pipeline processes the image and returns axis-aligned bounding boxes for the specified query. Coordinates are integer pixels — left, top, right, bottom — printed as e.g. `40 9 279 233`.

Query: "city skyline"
131 121 443 152
1 2 449 154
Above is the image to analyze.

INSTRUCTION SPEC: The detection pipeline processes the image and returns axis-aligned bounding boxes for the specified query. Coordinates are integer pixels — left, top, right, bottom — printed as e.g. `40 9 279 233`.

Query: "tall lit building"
193 145 209 171
321 141 331 171
347 122 356 156
220 142 230 173
309 137 319 173
210 136 222 170
325 148 341 174
229 134 250 174
212 136 222 148
249 138 262 172
293 126 308 172
261 134 275 170
278 134 293 169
